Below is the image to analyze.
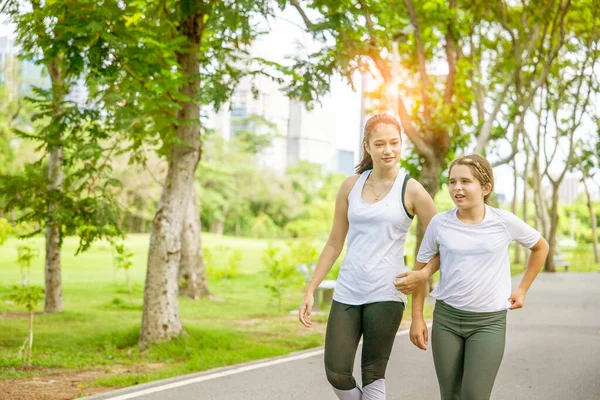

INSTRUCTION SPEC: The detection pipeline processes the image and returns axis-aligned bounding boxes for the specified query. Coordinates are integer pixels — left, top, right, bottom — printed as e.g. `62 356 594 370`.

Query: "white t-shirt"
333 169 414 305
417 205 541 312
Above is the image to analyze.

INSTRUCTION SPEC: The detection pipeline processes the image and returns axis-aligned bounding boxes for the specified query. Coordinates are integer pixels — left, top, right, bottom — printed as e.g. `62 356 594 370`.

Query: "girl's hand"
409 318 429 350
394 269 429 295
298 294 314 327
509 287 527 310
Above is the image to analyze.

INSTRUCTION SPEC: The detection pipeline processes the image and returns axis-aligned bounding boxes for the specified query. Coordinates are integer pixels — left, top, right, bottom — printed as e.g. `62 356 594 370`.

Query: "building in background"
206 72 363 177
1 36 87 105
0 36 49 97
558 174 581 204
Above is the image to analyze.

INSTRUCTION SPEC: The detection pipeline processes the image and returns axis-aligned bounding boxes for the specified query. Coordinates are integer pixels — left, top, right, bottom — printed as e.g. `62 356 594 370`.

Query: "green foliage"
113 243 134 301
0 1 125 255
9 285 44 314
251 213 282 239
286 238 319 267
113 244 134 273
262 244 296 312
233 114 280 155
226 250 243 279
16 245 39 275
0 218 11 246
204 246 241 280
8 243 43 367
198 134 306 238
559 201 600 244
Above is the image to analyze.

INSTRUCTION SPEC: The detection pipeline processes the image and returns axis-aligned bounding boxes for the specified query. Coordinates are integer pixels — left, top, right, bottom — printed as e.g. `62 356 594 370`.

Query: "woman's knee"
361 357 388 387
325 367 357 390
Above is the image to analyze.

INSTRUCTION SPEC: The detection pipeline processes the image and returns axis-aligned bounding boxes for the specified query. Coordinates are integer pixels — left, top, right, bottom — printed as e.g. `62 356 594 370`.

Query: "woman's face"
448 165 490 209
366 124 401 169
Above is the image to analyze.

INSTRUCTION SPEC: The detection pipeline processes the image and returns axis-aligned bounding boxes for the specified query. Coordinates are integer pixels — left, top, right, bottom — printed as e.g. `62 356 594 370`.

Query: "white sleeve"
416 216 440 263
501 210 541 248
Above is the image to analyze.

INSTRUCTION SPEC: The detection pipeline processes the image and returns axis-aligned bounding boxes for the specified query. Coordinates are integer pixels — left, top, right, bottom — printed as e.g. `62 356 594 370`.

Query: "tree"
93 0 282 343
540 1 599 271
1 0 123 312
9 245 44 368
574 133 600 264
283 0 573 262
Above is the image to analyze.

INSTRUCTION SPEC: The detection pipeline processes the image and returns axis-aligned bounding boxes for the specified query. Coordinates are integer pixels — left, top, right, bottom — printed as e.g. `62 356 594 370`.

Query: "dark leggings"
324 299 404 390
432 300 507 400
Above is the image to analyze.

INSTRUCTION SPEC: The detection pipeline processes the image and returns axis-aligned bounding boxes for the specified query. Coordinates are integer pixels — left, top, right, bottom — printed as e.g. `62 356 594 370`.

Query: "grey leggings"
324 300 404 394
432 300 507 400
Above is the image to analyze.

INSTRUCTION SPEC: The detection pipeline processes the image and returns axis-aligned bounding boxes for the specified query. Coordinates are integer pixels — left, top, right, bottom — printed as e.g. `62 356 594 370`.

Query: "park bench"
297 263 336 311
554 254 570 272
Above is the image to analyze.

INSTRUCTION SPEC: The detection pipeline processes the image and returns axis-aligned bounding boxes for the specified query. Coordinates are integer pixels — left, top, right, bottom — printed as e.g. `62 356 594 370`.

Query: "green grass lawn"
0 234 325 387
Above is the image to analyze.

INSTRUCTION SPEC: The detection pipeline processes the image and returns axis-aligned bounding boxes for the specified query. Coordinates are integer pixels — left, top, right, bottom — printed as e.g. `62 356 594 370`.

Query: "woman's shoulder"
339 173 363 196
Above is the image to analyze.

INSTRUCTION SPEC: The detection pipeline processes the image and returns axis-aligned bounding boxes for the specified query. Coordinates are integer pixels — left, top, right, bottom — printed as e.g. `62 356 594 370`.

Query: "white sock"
332 386 363 400
362 379 385 400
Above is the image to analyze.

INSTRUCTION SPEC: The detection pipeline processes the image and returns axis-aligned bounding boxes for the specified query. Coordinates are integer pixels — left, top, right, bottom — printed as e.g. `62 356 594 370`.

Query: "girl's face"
366 124 401 169
448 165 490 209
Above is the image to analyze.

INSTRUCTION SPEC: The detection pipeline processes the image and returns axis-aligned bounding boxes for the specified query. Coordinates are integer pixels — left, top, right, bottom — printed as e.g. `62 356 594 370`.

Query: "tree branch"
443 0 458 105
403 0 433 126
290 0 313 30
474 84 510 153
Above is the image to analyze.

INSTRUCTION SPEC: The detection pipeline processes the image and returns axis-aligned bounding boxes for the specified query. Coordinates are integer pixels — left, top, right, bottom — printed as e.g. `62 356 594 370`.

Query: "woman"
298 114 438 400
395 154 549 400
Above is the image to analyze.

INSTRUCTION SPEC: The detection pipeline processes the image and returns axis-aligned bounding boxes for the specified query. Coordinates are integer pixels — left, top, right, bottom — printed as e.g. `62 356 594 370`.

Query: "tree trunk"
180 185 210 299
544 185 560 272
216 220 225 235
414 157 441 292
522 154 529 267
582 176 599 263
127 214 135 233
209 220 221 233
140 14 202 344
44 58 65 314
531 158 550 238
512 160 521 264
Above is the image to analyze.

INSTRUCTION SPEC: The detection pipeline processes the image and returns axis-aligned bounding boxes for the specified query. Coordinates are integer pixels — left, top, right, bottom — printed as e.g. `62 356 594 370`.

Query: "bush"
0 218 11 245
205 246 241 280
251 213 281 239
263 244 296 312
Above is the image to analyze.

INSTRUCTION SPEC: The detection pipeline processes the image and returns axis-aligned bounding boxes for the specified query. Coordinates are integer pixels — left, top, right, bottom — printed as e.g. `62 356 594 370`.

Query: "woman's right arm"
298 176 356 328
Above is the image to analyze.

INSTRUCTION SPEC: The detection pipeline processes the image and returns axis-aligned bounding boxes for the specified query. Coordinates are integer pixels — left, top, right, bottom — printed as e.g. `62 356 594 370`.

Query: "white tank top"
333 169 414 305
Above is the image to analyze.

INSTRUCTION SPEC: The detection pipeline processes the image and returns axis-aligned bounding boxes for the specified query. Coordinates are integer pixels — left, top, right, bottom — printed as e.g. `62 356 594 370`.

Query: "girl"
395 154 549 400
298 113 438 400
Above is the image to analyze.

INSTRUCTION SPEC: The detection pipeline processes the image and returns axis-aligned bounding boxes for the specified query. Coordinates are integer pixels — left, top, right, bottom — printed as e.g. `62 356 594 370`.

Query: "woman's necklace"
370 175 396 201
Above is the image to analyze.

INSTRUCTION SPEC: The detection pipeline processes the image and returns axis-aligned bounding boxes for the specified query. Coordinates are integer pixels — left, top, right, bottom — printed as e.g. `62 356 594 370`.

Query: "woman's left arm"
509 237 549 310
405 179 437 227
394 179 438 295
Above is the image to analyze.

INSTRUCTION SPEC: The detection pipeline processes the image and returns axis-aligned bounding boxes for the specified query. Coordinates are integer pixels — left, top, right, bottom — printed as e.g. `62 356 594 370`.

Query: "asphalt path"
86 272 600 400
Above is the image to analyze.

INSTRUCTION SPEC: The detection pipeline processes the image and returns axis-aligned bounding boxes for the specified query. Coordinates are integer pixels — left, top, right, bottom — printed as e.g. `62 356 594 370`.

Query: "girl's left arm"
509 237 549 310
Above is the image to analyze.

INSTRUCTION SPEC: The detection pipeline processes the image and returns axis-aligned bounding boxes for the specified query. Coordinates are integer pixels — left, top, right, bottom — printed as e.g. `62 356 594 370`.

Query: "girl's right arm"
298 176 357 328
407 217 440 350
409 260 431 350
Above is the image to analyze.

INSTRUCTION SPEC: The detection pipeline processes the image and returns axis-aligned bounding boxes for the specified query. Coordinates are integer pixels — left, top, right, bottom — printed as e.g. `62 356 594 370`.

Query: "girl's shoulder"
484 206 525 228
486 206 517 221
429 208 455 227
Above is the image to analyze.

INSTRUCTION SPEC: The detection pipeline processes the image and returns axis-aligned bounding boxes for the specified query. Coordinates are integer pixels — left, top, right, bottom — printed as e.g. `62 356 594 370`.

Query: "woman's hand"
394 269 429 295
298 293 314 327
409 317 429 350
508 287 527 310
